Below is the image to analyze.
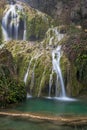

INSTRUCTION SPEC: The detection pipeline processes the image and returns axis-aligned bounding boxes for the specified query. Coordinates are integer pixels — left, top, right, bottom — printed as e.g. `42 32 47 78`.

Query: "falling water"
24 57 34 98
54 28 64 42
24 58 33 84
23 18 26 41
55 75 59 97
30 63 36 95
24 53 43 97
24 54 43 85
52 47 76 100
2 2 25 41
47 27 76 101
52 46 66 97
49 70 53 97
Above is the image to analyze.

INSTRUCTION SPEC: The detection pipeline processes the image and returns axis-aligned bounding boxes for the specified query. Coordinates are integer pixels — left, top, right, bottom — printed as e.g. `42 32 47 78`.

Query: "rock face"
26 0 87 28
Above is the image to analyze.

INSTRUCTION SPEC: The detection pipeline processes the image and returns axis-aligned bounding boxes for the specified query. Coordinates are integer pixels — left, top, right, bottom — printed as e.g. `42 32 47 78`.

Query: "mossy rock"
43 26 65 48
23 3 55 41
5 40 53 97
0 49 26 107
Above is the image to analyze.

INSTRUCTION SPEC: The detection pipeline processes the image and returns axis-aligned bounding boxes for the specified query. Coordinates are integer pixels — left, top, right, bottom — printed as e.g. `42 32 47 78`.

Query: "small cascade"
48 47 76 101
48 27 66 98
48 70 53 97
30 63 36 95
24 54 42 84
2 2 25 41
54 28 64 42
55 75 59 97
24 57 34 98
24 53 43 97
24 58 33 84
52 46 66 97
23 17 26 41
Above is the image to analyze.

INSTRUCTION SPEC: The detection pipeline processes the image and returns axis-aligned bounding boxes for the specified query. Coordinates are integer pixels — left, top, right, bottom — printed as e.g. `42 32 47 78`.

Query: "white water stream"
2 2 26 41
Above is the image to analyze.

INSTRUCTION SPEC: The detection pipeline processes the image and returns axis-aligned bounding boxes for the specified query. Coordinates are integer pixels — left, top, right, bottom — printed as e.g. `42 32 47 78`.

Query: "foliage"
0 49 26 107
0 23 2 44
0 65 26 107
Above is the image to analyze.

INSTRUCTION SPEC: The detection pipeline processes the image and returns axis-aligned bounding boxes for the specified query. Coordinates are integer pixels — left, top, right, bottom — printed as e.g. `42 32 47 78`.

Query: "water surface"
0 98 87 130
15 98 87 116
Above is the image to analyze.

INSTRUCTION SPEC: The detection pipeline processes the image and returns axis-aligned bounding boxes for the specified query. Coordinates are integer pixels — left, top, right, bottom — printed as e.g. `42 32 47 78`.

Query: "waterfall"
24 58 33 84
49 70 53 97
52 46 66 97
55 75 59 97
30 63 36 95
24 53 43 97
23 18 26 41
24 54 43 84
2 2 25 41
24 57 34 98
48 27 65 98
54 28 64 42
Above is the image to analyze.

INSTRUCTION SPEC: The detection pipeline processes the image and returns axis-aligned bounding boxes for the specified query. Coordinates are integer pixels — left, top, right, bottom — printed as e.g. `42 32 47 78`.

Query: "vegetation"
0 66 26 107
24 3 54 41
0 49 26 107
0 23 2 44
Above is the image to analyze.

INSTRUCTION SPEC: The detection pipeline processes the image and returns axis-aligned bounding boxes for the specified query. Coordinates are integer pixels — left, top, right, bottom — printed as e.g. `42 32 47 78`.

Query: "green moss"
0 23 2 44
59 52 84 96
26 8 54 41
0 65 26 108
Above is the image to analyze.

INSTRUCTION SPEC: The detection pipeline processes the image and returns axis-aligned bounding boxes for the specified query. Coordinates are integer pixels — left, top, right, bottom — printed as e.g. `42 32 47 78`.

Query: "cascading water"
24 53 43 85
24 58 33 84
30 63 36 95
49 70 53 97
48 27 76 101
24 58 33 98
48 27 65 98
54 28 64 42
24 53 43 98
51 46 76 101
23 17 26 41
2 2 26 41
52 46 66 97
